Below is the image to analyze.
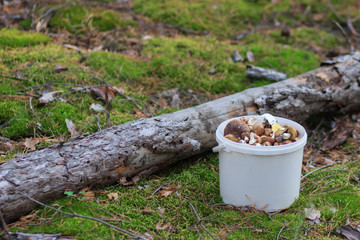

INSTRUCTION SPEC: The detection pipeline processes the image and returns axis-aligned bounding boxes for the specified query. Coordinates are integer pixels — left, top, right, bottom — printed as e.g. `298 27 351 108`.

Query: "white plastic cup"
213 115 307 212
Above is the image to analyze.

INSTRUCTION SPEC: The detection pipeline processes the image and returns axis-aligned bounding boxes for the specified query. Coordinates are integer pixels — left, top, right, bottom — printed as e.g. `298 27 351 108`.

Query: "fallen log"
1 52 360 224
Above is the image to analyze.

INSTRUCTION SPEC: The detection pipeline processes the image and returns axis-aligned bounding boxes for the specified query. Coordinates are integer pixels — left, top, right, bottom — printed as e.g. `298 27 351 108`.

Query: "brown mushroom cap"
224 119 250 138
253 122 265 136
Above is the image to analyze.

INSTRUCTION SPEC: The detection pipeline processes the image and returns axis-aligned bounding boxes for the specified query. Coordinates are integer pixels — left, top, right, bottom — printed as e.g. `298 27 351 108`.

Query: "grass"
9 152 360 239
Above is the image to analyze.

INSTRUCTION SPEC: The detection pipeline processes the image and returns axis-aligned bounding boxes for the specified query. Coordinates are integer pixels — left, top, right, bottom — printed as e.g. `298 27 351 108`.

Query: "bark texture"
1 52 360 223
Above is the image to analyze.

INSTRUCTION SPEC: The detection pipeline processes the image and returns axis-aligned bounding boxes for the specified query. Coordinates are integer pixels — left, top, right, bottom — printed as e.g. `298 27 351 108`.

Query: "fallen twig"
194 225 205 240
151 180 174 196
59 84 107 97
333 20 355 53
95 116 102 131
92 76 143 110
276 219 287 240
23 193 148 239
117 65 135 86
327 0 345 22
189 203 217 240
301 165 333 181
2 74 30 81
346 13 360 36
0 208 11 237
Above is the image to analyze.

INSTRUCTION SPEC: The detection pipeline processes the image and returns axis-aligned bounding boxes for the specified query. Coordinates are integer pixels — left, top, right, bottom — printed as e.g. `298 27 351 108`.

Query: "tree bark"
1 52 360 224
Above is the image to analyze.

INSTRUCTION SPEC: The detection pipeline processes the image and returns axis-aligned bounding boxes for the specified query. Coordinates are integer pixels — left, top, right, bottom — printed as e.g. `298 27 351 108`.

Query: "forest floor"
1 0 360 239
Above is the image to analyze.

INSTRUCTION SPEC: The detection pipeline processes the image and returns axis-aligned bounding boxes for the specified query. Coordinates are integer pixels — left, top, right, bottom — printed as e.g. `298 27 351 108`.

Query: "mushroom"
283 133 291 140
272 123 285 136
253 122 265 136
262 113 277 125
224 119 250 138
249 132 258 145
225 134 239 142
264 128 272 136
285 125 298 140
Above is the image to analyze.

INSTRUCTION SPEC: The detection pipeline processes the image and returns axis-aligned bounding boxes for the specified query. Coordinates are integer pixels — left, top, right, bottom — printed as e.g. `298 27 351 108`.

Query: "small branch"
194 225 205 240
0 208 11 237
276 219 287 240
333 20 354 53
301 165 333 181
23 194 148 239
151 181 174 196
346 12 360 36
189 203 216 240
1 74 30 81
92 76 142 110
117 65 135 86
104 109 111 128
95 116 102 131
327 0 345 22
29 97 34 112
59 84 106 97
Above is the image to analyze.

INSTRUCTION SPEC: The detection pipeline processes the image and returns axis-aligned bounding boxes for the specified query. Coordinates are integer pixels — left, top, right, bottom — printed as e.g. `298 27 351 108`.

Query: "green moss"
13 153 360 239
50 5 136 33
18 19 32 30
269 27 344 50
36 101 90 137
0 100 32 138
143 36 248 94
0 29 50 48
239 42 320 77
0 44 141 138
133 0 264 37
87 51 147 80
143 36 319 94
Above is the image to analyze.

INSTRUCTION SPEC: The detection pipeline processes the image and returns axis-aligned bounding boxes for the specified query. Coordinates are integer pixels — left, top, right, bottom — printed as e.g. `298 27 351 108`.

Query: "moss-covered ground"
1 0 359 239
8 147 360 239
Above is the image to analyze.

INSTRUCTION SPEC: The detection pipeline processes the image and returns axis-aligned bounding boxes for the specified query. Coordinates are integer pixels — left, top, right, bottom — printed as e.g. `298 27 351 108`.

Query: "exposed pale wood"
1 52 360 223
246 65 287 81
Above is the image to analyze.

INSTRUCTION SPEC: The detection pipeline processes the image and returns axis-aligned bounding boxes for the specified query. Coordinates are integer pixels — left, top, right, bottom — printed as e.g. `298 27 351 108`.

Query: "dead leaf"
160 185 181 197
132 175 140 184
171 93 180 108
156 207 165 215
0 136 16 153
90 86 117 102
232 50 244 62
305 208 321 225
246 50 255 62
81 189 95 201
39 91 63 104
65 119 81 139
135 110 146 118
24 138 40 151
312 13 324 21
155 221 171 230
142 233 153 240
107 192 119 200
142 206 155 214
53 64 68 73
89 103 105 112
336 225 360 240
302 164 314 172
19 210 40 223
321 116 354 151
119 176 135 186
